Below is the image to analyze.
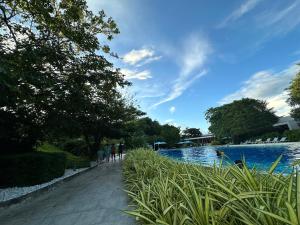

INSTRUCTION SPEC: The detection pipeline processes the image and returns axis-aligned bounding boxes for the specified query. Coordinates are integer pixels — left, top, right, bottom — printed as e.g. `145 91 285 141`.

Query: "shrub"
124 149 300 225
38 143 90 169
211 139 223 145
125 135 148 149
60 138 89 156
0 152 66 188
283 129 300 142
65 153 90 169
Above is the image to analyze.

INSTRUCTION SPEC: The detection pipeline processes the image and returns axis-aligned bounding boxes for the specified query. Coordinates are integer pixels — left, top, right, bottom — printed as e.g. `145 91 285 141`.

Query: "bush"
283 129 300 142
124 149 300 225
60 138 89 156
38 143 90 169
65 153 90 169
211 139 223 145
0 152 66 188
125 135 148 149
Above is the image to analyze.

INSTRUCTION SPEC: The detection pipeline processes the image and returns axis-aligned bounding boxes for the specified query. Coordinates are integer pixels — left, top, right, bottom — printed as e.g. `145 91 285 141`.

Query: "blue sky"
87 0 300 133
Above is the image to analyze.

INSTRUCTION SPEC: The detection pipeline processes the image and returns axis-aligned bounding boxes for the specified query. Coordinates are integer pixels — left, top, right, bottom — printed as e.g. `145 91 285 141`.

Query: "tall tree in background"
288 67 300 119
123 117 180 148
0 0 140 154
160 124 180 147
182 128 202 139
205 98 278 143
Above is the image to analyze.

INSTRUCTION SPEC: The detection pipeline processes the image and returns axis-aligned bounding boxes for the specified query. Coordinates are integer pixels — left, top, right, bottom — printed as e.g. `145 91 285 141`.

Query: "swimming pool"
158 143 300 173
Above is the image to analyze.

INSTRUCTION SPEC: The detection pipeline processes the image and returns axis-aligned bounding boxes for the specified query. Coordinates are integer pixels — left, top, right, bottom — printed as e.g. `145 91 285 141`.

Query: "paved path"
0 161 136 225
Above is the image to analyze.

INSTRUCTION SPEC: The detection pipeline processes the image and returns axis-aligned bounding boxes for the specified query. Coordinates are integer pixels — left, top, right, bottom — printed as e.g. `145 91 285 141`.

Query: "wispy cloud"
218 0 262 28
169 106 176 114
152 34 212 107
121 68 152 80
257 1 300 36
123 48 161 66
220 63 300 116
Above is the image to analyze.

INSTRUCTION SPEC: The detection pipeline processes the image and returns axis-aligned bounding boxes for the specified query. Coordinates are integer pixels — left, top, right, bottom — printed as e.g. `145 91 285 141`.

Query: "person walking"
111 144 116 161
105 144 111 162
118 143 123 159
97 147 104 165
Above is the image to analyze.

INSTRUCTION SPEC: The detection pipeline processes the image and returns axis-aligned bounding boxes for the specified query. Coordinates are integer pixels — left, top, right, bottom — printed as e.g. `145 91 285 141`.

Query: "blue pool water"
158 144 300 173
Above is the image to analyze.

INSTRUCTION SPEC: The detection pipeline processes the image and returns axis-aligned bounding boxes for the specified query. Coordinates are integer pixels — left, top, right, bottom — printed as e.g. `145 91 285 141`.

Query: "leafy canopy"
287 68 300 119
182 128 202 138
205 98 278 143
0 0 140 153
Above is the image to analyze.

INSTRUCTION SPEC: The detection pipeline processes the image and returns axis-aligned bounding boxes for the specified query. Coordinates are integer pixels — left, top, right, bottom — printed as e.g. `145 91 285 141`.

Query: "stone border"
0 165 97 208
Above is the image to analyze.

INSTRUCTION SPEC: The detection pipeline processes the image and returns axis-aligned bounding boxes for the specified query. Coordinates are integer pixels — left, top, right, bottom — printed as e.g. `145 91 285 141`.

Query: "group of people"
97 143 125 165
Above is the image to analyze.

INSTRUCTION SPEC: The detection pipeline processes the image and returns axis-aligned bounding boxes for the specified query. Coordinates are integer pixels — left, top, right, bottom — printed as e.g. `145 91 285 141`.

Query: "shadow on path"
0 161 135 225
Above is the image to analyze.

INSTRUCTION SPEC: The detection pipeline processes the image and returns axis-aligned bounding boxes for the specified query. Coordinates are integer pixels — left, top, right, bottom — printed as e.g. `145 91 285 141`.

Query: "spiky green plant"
123 149 300 225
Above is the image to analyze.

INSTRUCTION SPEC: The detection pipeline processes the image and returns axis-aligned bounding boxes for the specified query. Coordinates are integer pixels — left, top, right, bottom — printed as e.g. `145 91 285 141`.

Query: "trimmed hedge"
0 152 66 188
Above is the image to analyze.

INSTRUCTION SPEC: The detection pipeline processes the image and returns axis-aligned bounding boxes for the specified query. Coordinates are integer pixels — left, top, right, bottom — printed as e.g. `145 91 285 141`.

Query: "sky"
87 0 300 133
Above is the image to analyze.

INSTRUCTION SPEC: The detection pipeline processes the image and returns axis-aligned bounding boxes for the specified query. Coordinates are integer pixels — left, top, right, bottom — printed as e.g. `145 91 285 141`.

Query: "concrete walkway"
0 161 136 225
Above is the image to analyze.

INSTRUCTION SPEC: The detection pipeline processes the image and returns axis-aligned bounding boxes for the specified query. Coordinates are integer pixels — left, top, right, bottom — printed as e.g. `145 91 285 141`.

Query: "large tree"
288 68 300 119
0 0 139 154
182 128 202 139
160 124 180 147
205 98 278 143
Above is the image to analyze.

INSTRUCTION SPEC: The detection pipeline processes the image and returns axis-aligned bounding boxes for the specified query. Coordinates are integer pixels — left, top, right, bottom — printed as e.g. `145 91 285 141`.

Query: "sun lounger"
271 137 278 143
255 139 262 144
264 138 271 143
279 137 287 142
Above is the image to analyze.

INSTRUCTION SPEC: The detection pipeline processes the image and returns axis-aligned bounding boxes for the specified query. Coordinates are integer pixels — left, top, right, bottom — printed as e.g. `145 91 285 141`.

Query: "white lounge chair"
254 139 262 144
279 137 287 142
272 137 279 143
264 138 271 143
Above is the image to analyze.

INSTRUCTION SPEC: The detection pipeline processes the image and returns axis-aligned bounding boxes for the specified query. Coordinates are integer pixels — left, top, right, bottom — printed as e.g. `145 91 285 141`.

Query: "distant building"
273 116 300 130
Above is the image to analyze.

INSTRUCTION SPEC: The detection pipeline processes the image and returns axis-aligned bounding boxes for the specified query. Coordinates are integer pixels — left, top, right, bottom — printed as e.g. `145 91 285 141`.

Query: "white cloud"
121 68 152 80
152 34 212 107
220 63 300 116
218 0 262 28
123 48 161 66
169 106 176 114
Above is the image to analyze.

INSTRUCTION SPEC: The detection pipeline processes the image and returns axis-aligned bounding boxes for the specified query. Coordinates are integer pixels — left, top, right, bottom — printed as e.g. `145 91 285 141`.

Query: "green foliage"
123 117 180 148
182 128 202 138
125 133 148 149
288 69 300 119
160 124 180 147
38 143 90 169
0 0 142 154
59 138 89 156
206 98 278 144
124 149 300 225
283 130 300 142
211 139 223 145
257 131 281 141
0 152 66 188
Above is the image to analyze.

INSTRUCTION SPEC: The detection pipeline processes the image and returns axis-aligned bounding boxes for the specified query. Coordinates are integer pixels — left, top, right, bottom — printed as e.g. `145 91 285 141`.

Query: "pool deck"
0 160 135 225
226 142 300 148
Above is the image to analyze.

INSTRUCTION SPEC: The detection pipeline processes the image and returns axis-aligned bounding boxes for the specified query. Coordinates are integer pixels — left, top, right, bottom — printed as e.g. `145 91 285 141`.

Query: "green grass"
38 143 90 169
123 148 300 225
